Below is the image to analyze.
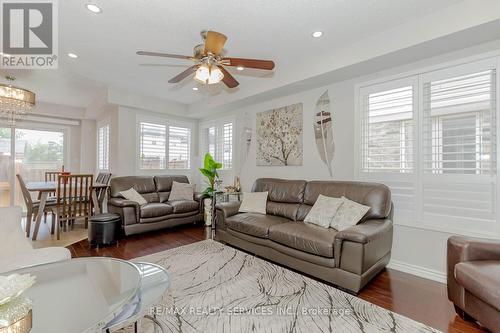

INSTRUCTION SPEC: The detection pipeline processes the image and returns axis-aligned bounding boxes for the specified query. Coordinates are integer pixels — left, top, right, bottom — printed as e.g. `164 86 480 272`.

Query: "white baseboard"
387 260 447 284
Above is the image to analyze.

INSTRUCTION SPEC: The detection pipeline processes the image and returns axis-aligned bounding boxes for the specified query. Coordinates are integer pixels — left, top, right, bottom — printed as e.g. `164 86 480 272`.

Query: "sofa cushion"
455 260 500 311
110 176 159 203
154 175 190 202
268 222 338 258
226 213 289 238
252 178 306 203
140 203 173 219
304 181 391 220
168 200 199 213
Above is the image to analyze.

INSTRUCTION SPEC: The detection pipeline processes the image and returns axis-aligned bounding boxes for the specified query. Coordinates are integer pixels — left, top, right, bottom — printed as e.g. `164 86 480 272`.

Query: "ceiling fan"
136 30 275 88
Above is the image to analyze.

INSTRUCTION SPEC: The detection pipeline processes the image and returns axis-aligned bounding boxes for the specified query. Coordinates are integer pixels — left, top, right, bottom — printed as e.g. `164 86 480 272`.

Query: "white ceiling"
3 0 500 116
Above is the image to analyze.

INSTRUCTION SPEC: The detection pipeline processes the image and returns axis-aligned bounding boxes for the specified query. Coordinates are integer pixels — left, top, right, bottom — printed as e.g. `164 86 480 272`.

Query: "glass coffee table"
9 257 169 333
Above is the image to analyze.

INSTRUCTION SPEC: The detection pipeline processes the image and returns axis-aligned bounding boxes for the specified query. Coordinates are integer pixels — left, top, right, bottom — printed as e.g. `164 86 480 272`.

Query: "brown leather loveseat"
447 236 500 333
215 178 393 293
108 175 205 235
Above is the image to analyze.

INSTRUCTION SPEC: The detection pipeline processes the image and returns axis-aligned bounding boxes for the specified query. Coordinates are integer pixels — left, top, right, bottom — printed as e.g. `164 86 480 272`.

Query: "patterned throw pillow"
238 192 268 214
120 187 147 205
330 196 371 231
169 181 195 201
304 195 344 228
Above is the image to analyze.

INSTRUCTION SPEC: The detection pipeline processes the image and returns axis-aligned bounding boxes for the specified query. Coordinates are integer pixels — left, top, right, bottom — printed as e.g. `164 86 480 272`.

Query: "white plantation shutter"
360 79 416 224
358 59 499 235
169 126 191 169
97 124 109 170
200 121 234 170
421 67 497 232
361 85 414 173
222 122 233 170
140 122 166 169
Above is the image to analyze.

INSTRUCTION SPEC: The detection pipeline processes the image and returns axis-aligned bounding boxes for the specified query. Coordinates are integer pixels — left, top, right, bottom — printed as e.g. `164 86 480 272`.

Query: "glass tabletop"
104 262 170 332
10 257 142 333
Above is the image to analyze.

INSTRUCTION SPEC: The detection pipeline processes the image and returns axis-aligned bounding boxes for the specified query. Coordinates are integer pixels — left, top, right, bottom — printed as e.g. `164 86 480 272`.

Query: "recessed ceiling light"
85 3 102 13
0 52 12 57
236 66 244 71
192 87 198 91
67 53 78 59
311 31 323 38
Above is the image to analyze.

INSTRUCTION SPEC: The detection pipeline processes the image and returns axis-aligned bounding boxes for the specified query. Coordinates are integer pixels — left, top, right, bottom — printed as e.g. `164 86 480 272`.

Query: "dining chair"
51 174 94 240
16 174 56 238
42 171 60 199
95 172 112 212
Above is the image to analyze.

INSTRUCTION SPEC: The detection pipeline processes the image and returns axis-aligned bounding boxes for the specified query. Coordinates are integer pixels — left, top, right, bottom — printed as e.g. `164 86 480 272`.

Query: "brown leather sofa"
447 236 500 333
108 175 205 235
215 178 393 293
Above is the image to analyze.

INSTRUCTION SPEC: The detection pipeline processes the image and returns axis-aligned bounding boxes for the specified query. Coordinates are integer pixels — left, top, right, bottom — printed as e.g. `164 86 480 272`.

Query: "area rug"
132 240 440 333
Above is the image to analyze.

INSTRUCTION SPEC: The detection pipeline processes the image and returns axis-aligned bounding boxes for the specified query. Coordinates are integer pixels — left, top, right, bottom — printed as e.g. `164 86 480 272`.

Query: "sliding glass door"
0 125 65 208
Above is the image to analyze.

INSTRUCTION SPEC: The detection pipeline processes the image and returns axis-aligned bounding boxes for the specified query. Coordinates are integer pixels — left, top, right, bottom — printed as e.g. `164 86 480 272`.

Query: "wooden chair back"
16 174 33 207
96 172 112 185
55 174 94 229
45 171 59 182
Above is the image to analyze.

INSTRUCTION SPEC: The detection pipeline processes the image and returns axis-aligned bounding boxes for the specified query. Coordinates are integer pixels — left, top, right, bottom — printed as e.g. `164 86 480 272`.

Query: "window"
200 120 234 170
139 122 166 169
168 126 191 169
362 86 414 173
222 123 233 169
358 59 498 235
423 70 495 175
97 124 109 170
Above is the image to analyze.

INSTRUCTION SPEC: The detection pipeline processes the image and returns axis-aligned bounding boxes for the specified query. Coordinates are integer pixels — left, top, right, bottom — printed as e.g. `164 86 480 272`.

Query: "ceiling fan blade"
137 51 192 60
168 65 198 83
204 31 227 55
223 57 275 70
219 66 239 88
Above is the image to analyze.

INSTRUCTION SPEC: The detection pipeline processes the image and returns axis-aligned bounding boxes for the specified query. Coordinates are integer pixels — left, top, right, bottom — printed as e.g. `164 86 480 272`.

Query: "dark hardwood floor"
68 223 485 333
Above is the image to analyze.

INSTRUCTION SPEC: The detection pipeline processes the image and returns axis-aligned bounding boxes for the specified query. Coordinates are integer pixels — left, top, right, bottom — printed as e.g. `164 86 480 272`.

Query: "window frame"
199 116 235 171
136 115 194 172
355 57 500 238
97 123 110 171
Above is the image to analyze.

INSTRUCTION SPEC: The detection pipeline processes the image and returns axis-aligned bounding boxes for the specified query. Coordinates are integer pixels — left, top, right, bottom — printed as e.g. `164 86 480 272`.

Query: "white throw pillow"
120 187 147 205
304 195 344 228
330 196 371 231
238 192 268 214
169 181 194 201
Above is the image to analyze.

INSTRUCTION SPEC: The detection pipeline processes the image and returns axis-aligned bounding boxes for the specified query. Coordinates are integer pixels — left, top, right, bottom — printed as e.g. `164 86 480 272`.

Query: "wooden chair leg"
43 211 47 223
51 213 56 235
26 208 33 238
85 217 89 229
56 215 61 240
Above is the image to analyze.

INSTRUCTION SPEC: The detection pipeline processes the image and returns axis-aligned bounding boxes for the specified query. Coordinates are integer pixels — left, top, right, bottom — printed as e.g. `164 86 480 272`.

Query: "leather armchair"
447 236 500 332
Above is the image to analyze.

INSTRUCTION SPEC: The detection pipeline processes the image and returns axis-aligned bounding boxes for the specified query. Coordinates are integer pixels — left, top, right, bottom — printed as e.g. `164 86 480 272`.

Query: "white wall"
200 39 500 283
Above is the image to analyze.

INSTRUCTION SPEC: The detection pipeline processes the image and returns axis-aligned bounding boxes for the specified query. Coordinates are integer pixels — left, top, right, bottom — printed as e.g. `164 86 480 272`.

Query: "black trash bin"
89 213 121 247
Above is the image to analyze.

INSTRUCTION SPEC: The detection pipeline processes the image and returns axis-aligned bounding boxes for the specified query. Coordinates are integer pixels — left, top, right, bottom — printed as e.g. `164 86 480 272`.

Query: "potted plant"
199 153 222 225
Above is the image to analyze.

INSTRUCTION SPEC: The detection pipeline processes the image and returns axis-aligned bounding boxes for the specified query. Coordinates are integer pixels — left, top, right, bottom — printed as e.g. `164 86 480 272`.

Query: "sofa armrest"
215 201 241 218
335 219 393 244
194 192 209 213
107 198 140 223
447 236 500 307
334 219 393 270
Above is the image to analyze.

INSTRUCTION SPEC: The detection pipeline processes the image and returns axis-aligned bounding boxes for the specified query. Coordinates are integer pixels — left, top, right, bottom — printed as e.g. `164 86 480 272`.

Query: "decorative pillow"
304 195 344 228
169 181 194 201
330 196 371 231
238 192 268 214
120 187 147 205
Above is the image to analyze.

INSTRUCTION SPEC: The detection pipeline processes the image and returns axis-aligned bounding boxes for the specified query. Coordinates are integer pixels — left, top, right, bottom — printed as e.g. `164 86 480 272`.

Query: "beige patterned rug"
132 240 440 333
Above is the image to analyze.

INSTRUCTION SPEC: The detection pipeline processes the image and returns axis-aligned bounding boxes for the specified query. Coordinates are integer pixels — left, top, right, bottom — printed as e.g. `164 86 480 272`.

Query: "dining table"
25 181 109 240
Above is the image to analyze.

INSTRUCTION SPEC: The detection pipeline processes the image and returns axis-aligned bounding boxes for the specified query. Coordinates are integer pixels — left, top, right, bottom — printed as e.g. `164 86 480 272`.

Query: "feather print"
314 90 335 177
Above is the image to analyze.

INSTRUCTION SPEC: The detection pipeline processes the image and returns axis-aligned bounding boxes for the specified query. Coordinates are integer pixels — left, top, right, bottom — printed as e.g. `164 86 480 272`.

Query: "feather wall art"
314 91 335 177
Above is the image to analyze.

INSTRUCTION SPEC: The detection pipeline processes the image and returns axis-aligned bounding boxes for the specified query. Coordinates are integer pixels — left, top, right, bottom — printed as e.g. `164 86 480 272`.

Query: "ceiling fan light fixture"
194 64 224 84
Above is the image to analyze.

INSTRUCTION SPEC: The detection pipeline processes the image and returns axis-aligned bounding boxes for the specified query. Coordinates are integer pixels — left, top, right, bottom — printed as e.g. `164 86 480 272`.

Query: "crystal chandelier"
0 76 36 123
